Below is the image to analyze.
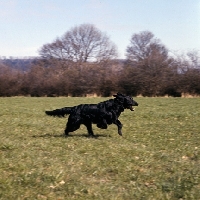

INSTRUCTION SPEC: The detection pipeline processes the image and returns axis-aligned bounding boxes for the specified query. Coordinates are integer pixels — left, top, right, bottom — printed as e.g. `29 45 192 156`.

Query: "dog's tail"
45 107 72 117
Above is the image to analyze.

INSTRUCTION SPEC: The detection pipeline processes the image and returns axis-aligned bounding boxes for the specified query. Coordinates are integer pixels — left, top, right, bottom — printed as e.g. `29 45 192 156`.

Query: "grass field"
0 97 199 199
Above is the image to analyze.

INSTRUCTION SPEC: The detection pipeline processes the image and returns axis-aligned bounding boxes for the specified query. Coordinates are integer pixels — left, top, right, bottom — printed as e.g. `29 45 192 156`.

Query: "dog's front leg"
114 119 123 136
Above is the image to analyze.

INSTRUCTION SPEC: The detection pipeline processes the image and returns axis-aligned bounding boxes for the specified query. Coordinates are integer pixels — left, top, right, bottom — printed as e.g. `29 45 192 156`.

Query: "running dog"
45 93 138 136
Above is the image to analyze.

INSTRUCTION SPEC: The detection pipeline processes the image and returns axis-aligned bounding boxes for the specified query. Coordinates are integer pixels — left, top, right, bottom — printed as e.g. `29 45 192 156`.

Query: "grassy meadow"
0 97 200 199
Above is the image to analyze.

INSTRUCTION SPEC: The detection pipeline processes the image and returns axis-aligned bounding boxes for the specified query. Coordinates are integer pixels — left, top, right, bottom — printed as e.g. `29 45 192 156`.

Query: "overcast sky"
0 0 199 58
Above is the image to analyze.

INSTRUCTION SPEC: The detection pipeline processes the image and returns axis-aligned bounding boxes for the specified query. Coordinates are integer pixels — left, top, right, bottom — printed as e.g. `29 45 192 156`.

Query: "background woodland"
0 24 200 97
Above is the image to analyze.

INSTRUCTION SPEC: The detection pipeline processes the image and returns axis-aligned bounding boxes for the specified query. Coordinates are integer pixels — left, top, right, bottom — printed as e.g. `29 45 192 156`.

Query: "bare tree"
39 24 118 63
126 31 168 62
124 31 172 96
174 50 200 95
186 50 200 69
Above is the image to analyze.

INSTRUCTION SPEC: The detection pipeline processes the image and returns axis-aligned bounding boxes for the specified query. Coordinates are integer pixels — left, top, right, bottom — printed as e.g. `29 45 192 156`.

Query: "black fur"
45 93 138 136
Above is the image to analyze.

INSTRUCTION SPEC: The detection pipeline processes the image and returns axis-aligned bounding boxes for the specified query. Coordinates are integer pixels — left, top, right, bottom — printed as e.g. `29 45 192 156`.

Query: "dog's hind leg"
83 121 94 137
64 116 81 136
64 122 81 136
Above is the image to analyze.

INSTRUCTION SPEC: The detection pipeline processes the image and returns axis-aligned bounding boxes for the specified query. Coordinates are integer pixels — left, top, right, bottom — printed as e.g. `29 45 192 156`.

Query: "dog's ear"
114 94 124 103
117 93 126 97
113 93 123 97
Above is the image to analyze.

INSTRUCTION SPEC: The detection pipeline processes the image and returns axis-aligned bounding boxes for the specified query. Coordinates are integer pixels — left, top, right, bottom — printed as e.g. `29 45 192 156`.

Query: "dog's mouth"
129 105 135 111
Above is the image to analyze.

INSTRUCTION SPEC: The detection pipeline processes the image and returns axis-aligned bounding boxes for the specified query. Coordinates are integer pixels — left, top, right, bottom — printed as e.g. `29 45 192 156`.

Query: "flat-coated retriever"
45 93 138 136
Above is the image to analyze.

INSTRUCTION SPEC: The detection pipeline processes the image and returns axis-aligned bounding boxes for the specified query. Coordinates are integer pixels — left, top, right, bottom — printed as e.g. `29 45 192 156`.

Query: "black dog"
45 93 138 136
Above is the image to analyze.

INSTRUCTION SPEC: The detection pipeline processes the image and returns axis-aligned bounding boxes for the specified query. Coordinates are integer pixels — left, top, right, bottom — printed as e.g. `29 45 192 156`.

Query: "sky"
0 0 200 59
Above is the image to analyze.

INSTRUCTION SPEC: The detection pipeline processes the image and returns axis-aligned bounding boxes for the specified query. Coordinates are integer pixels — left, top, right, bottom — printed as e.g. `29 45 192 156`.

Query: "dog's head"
113 93 138 111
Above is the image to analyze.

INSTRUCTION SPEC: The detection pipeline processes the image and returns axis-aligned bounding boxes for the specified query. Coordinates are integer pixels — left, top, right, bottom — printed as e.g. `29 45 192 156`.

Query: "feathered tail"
45 107 72 117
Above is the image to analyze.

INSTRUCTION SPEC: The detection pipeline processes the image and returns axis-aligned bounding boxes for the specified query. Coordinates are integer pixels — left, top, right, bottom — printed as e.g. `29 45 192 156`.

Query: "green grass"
0 97 199 199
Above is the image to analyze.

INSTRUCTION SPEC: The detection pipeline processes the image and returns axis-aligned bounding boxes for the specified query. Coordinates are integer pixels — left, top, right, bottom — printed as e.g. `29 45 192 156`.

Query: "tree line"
0 24 200 97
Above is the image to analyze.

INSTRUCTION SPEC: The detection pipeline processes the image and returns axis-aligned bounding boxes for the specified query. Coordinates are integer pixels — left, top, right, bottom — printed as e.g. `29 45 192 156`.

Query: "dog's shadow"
32 133 110 139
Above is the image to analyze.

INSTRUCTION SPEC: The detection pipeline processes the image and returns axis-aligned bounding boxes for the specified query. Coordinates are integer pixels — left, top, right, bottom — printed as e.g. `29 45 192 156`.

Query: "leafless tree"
39 24 118 64
126 31 168 62
186 50 200 69
174 50 200 95
124 31 173 96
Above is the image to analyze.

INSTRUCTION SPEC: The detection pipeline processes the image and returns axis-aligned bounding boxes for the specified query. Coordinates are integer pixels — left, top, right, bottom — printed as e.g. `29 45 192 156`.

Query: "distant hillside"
0 57 126 72
0 57 39 71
